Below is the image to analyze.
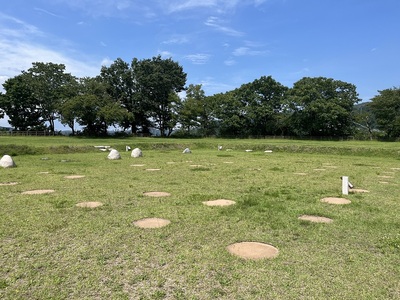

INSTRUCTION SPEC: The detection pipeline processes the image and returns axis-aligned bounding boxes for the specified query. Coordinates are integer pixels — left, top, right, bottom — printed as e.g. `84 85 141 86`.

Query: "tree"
132 55 187 137
369 87 400 138
288 77 361 136
61 77 128 135
100 58 149 134
0 73 44 130
212 91 249 137
24 62 77 133
235 76 288 136
177 84 215 136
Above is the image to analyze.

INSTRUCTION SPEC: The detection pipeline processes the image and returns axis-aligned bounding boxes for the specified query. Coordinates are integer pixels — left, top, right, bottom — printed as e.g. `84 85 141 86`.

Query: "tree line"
0 57 399 138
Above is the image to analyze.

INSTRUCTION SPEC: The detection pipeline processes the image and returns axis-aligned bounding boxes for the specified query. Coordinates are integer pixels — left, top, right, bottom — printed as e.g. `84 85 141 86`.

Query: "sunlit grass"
0 139 399 299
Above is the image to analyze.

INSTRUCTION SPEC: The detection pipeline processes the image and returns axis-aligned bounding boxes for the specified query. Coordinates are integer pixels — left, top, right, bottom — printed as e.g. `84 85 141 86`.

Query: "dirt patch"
227 242 279 260
298 215 333 223
321 197 351 205
379 181 389 184
0 182 18 186
133 218 171 228
313 168 326 171
38 172 50 174
22 189 55 195
294 172 307 176
203 199 236 206
378 175 394 179
349 188 370 193
143 191 171 197
64 175 85 179
76 201 103 208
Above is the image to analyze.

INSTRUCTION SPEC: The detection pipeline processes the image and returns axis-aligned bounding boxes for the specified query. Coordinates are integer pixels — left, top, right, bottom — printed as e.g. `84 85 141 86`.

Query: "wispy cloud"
162 35 189 45
0 13 102 90
204 16 244 37
224 59 236 66
232 46 269 56
184 53 211 64
34 7 63 18
158 50 173 58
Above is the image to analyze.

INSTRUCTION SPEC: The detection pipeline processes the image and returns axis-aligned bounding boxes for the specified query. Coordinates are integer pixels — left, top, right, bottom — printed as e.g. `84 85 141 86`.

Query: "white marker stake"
342 176 349 195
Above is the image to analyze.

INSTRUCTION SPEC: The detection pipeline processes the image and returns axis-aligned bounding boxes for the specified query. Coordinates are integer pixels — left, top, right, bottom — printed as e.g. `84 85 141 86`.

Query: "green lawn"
0 137 399 299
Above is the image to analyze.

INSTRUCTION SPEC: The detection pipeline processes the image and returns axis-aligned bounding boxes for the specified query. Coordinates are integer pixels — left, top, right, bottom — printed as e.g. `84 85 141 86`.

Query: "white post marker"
342 176 349 195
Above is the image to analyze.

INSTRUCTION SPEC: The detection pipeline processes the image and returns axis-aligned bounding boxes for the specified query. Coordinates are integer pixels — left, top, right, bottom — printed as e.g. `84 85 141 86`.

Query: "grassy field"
0 137 399 299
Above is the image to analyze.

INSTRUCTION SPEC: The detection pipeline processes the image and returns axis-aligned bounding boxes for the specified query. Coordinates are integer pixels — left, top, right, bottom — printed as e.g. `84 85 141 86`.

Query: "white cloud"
162 35 189 45
0 13 102 90
204 16 244 37
158 50 173 58
184 53 211 64
224 59 236 66
232 46 269 56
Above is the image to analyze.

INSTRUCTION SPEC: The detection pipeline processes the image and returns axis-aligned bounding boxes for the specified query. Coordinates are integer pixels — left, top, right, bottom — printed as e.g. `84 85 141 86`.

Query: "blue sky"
1 0 399 128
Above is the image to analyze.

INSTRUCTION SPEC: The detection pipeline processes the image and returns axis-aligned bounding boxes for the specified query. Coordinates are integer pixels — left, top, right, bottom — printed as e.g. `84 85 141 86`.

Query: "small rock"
131 148 143 158
0 155 16 168
107 149 121 160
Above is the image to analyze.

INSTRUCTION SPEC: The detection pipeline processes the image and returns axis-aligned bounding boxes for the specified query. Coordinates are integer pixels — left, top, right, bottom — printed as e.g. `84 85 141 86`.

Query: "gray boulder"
107 149 121 160
0 155 16 168
131 148 143 158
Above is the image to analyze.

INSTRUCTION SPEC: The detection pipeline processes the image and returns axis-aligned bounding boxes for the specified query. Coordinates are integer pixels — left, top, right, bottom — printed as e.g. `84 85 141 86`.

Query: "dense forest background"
1 57 399 139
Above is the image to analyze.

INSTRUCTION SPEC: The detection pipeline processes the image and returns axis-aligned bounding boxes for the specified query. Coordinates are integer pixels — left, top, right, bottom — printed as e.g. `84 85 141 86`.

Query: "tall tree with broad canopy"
100 58 150 135
177 84 215 136
368 87 400 138
288 77 360 136
235 76 288 136
24 62 78 133
131 55 186 137
0 73 44 130
60 77 129 135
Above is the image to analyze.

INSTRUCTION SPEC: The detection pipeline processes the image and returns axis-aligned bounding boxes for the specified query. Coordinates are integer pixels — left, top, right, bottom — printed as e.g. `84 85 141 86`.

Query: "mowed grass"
0 139 399 299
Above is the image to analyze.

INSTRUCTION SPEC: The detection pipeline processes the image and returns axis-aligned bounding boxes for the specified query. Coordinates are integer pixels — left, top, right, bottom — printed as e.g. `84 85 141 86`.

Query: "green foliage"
369 87 400 138
289 77 361 136
132 55 187 137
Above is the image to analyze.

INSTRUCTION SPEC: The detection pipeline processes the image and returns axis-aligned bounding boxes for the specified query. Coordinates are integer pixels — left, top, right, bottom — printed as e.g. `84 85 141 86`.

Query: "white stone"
264 150 273 153
0 155 16 168
182 148 191 154
131 148 143 158
107 149 121 160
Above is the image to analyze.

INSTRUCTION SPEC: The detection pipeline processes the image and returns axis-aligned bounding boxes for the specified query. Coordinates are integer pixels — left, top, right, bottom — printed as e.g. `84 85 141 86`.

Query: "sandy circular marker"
64 175 85 179
22 189 55 195
203 199 236 206
143 191 171 197
321 197 351 205
76 201 103 208
349 189 370 193
0 182 18 186
227 242 279 260
298 215 333 223
133 218 171 228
